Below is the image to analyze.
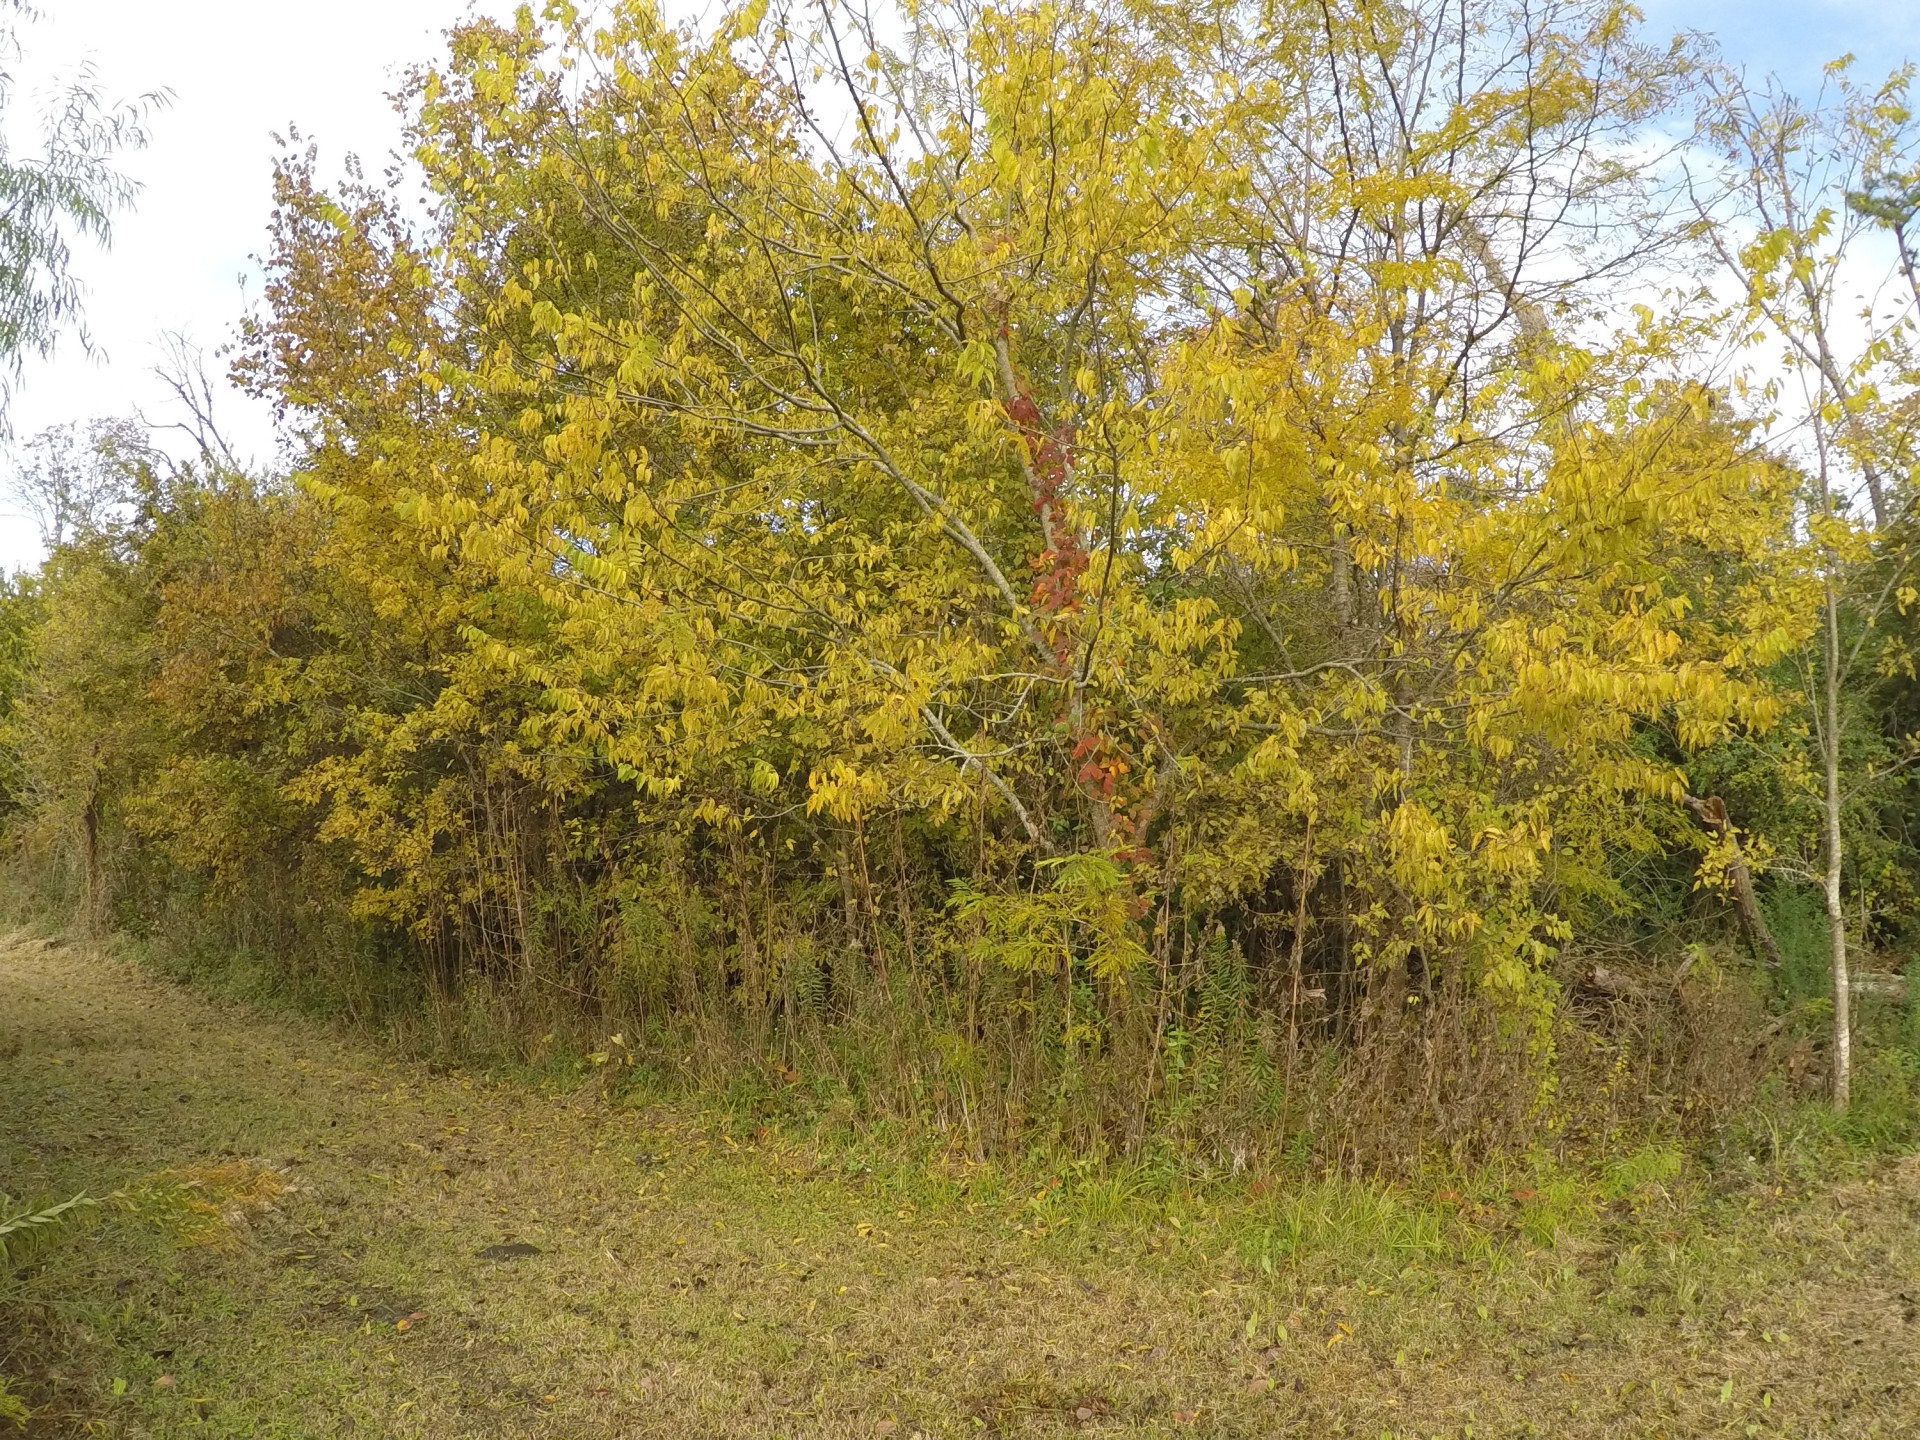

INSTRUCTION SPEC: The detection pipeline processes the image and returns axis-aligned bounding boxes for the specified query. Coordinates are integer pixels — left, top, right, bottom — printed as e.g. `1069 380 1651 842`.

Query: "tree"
1698 61 1920 1109
8 0 1901 1165
237 0 1794 1137
8 416 152 549
0 0 164 424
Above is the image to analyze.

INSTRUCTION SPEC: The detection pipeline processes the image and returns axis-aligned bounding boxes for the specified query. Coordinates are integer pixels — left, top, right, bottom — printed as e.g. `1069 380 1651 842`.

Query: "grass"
3 931 1919 1437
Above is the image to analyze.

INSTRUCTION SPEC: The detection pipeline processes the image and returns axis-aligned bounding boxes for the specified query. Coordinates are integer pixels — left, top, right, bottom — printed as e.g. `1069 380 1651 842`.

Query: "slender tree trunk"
1682 795 1784 970
1822 579 1851 1111
79 788 103 938
1329 525 1355 638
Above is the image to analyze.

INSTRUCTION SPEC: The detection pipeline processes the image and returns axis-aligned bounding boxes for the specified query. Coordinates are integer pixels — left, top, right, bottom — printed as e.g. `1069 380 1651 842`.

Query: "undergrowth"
6 932 1919 1438
13 872 1920 1238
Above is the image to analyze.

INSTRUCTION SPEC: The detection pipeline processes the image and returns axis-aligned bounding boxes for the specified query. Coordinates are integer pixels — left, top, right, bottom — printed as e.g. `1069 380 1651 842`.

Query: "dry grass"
2 932 1918 1438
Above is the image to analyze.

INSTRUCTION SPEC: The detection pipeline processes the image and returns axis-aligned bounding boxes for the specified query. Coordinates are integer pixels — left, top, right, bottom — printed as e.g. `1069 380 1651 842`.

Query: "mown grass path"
3 933 1919 1438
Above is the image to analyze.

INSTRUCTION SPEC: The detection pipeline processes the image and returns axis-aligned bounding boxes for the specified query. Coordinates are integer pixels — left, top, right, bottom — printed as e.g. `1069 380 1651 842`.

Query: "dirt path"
4 933 1919 1438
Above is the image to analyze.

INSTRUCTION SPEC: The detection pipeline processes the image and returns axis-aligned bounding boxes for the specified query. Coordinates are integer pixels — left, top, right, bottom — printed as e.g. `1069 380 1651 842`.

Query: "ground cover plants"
4 935 1919 1437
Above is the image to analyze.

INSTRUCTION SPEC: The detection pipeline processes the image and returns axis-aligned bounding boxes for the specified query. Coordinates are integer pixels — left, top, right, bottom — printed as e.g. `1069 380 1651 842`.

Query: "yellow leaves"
950 853 1150 983
749 757 781 796
723 0 770 43
1473 819 1552 886
146 0 1856 1046
114 1161 290 1253
806 760 888 822
1387 801 1457 903
859 698 913 749
954 341 999 393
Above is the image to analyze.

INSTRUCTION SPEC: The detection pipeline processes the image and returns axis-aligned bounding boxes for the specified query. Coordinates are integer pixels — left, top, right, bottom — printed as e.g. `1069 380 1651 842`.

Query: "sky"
0 0 1917 572
1639 0 1920 90
0 0 516 569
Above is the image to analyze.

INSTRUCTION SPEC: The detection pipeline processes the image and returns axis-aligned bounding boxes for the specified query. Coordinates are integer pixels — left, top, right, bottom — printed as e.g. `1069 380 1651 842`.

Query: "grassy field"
3 932 1919 1438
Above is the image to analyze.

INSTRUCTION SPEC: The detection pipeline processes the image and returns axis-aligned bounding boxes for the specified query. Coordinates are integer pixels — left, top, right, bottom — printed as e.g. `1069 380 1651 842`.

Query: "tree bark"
1822 579 1851 1111
79 788 103 939
1681 794 1784 971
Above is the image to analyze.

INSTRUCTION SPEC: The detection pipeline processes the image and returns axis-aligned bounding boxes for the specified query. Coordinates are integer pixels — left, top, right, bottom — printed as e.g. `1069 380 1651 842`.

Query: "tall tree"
1699 62 1920 1109
0 0 164 424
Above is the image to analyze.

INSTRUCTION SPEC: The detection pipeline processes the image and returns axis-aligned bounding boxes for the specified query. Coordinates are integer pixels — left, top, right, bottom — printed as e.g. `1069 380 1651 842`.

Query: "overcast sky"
0 0 517 569
0 0 1916 572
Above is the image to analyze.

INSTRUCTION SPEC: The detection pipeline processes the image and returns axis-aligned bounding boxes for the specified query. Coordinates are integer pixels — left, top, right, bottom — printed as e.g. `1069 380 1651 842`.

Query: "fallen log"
1851 973 1910 1003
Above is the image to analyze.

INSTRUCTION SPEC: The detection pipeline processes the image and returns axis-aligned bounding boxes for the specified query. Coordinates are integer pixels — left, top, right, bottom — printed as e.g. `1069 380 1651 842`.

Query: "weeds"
4 936 1919 1437
0 1193 96 1274
111 1161 291 1251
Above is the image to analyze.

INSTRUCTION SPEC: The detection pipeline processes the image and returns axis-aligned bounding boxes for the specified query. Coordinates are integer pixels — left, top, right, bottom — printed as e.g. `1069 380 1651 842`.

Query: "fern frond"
0 1191 96 1271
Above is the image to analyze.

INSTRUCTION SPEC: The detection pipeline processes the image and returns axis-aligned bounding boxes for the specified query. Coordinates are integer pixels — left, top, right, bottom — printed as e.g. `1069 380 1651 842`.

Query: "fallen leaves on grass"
114 1160 289 1250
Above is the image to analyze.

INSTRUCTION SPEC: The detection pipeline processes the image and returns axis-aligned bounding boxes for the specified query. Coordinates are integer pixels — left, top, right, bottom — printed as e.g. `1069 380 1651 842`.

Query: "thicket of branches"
6 0 1920 1168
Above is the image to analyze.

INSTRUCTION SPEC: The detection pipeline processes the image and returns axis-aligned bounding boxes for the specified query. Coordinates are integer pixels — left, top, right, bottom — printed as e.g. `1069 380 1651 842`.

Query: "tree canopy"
6 0 1920 1165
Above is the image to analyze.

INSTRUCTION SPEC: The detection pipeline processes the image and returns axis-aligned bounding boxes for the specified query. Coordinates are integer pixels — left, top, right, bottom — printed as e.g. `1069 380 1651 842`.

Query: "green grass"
4 931 1920 1437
